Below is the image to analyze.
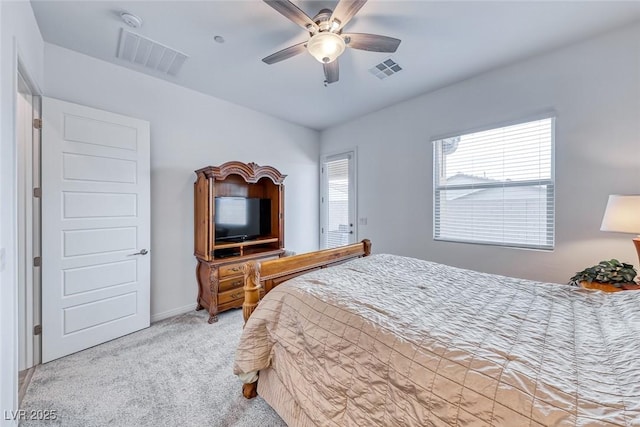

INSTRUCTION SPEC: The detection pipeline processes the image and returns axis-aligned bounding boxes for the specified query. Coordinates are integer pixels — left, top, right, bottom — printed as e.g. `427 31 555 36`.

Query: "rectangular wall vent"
117 28 188 77
368 58 402 80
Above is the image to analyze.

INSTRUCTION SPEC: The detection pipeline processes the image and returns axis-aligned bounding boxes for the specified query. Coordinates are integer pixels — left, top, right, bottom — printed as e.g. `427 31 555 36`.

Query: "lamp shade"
600 195 640 234
307 32 345 64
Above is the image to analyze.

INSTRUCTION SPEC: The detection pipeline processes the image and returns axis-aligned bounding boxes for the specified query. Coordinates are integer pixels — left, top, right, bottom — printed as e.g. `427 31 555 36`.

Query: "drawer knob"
231 292 243 299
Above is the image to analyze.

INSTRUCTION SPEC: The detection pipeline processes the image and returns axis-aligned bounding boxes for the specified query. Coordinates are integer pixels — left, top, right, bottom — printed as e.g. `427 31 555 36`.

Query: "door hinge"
33 118 42 129
34 325 42 335
33 256 41 267
33 187 41 198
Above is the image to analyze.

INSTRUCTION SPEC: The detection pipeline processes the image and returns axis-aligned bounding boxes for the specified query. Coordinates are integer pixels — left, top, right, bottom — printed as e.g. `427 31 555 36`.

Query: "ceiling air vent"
117 28 188 77
368 58 402 80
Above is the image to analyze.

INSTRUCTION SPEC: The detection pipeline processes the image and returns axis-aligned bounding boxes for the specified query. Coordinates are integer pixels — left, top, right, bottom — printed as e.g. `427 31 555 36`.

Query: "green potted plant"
569 259 639 291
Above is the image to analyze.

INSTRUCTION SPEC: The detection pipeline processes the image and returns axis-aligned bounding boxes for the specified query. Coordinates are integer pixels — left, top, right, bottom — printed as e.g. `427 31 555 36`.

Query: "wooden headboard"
242 239 371 323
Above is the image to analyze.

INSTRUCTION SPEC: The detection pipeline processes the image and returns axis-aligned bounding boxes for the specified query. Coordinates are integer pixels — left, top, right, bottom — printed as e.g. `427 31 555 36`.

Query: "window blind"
433 117 555 250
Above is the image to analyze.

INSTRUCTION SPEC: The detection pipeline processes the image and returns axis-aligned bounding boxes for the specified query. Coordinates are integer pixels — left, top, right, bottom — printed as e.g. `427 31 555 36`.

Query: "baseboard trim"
151 303 196 323
19 367 35 407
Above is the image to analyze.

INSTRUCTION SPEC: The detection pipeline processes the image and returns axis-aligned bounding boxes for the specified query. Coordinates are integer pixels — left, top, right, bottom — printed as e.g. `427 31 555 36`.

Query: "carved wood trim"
193 173 213 261
208 266 219 323
195 262 204 311
197 161 287 185
242 261 262 325
241 240 371 324
259 239 371 280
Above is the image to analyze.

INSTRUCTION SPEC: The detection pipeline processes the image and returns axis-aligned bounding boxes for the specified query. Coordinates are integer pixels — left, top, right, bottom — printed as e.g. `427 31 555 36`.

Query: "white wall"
0 1 44 425
43 43 320 321
321 23 640 284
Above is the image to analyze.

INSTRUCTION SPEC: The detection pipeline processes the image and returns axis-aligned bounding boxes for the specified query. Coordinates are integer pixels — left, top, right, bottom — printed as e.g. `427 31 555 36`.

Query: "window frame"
432 115 556 250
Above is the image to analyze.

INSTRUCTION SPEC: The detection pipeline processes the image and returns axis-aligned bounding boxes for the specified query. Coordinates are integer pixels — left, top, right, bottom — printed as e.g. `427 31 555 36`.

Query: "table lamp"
600 195 640 267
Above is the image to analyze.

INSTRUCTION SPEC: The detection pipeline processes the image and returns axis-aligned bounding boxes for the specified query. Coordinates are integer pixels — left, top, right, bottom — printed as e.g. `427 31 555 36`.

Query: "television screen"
215 197 270 242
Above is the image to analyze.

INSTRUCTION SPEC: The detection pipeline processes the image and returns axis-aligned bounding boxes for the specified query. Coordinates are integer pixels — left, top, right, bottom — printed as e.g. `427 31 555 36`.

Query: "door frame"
2 42 43 419
16 74 31 373
16 58 42 374
319 148 358 249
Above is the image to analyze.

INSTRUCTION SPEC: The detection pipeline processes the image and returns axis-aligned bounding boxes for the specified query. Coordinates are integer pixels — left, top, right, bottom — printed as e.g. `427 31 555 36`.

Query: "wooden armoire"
193 161 286 323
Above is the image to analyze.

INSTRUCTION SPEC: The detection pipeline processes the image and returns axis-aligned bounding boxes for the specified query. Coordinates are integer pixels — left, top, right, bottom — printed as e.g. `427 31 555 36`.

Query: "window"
433 117 555 250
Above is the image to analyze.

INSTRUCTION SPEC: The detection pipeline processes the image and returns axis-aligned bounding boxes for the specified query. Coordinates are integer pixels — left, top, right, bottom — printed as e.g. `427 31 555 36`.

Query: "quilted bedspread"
233 254 640 426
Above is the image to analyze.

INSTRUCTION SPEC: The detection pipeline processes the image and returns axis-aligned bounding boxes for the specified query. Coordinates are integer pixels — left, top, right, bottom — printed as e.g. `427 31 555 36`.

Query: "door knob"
129 249 148 256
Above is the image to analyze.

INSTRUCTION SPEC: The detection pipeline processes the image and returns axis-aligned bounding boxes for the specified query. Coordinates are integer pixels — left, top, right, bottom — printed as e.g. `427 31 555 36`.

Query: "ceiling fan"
262 0 401 85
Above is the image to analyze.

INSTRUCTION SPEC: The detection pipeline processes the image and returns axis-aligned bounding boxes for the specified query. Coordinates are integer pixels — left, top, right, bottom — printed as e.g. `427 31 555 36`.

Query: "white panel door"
41 97 150 363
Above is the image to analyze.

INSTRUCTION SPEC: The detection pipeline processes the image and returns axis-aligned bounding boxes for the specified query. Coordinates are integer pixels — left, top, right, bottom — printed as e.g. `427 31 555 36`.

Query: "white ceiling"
31 1 640 130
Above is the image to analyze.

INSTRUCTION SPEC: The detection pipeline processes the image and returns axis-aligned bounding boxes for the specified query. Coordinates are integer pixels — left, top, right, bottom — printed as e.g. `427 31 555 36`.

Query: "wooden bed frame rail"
240 239 371 399
242 239 371 324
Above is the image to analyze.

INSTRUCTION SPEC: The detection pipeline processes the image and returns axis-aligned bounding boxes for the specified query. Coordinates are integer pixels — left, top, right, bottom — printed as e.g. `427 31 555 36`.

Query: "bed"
233 240 640 426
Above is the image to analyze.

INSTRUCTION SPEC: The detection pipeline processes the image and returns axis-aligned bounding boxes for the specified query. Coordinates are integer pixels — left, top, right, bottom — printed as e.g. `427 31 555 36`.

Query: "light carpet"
20 309 286 427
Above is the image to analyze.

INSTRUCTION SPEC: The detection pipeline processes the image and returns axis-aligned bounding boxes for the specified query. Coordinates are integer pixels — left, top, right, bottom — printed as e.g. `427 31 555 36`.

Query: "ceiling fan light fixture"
307 32 345 63
261 0 402 84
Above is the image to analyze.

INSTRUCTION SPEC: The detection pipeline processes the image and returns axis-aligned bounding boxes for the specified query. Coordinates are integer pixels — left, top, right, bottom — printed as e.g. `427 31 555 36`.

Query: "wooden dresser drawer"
219 255 281 279
219 276 244 293
218 288 245 305
218 262 245 278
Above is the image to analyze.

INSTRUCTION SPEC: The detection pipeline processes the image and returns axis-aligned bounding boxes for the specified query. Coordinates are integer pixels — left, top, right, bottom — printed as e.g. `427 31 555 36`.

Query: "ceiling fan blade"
323 60 339 84
264 0 318 32
262 41 307 64
330 0 367 31
343 33 401 53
